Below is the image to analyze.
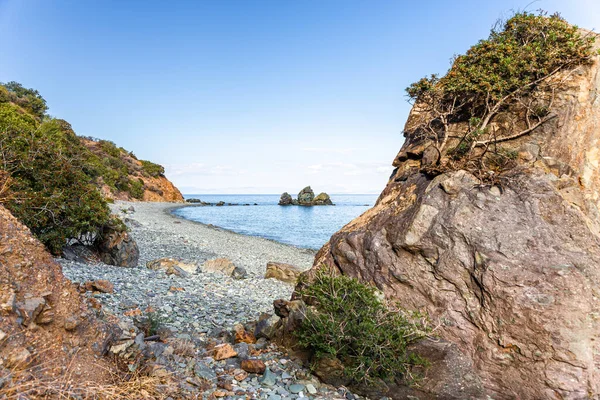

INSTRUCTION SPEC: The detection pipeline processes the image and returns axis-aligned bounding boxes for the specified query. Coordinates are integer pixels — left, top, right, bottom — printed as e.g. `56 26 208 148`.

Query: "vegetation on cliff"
0 82 171 253
405 12 597 180
295 271 429 384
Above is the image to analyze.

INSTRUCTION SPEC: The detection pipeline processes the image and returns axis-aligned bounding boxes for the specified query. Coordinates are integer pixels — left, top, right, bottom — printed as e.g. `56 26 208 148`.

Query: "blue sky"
1 0 598 194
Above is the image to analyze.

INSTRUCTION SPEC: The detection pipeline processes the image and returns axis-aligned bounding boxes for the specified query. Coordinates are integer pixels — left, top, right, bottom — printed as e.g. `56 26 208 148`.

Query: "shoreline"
165 203 320 254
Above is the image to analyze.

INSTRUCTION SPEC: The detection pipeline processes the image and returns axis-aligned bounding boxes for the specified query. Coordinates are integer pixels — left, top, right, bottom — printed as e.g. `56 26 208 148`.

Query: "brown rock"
233 324 256 344
312 355 351 387
86 279 114 294
302 35 600 399
146 257 198 274
265 262 303 284
233 368 248 381
96 227 139 268
64 316 79 331
202 258 236 276
240 359 266 374
6 347 32 368
212 343 237 361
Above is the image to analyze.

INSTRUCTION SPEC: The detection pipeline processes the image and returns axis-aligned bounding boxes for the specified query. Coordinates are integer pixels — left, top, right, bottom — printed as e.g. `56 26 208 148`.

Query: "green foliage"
295 271 429 384
141 160 165 177
404 12 596 178
0 81 48 120
0 103 111 254
408 12 595 107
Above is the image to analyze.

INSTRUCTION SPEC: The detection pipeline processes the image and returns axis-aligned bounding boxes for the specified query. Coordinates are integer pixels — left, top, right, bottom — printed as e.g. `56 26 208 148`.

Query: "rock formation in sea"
278 187 333 206
295 22 600 400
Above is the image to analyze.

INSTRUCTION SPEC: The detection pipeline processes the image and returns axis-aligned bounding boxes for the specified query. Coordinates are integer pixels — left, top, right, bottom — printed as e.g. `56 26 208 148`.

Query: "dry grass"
169 338 196 358
0 366 179 399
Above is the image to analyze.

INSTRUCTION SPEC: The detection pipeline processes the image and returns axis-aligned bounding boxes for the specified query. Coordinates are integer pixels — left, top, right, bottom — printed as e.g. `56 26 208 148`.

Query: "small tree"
405 12 597 180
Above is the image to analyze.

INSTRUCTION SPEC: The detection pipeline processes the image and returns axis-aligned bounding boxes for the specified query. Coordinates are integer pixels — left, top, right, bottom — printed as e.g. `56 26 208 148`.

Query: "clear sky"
1 0 598 194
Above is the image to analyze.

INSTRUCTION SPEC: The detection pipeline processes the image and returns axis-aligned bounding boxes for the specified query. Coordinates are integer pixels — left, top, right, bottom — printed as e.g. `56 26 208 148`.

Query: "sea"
173 194 379 250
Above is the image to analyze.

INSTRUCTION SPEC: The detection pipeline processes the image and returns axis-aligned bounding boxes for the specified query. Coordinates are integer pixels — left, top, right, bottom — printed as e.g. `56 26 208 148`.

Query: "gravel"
58 200 316 333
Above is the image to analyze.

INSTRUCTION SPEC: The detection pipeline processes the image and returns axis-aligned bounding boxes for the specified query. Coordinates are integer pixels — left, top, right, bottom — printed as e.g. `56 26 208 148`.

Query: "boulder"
146 257 198 274
241 359 266 374
265 261 303 284
212 343 237 361
96 226 139 268
313 192 333 205
278 192 293 205
301 35 600 399
202 258 237 276
297 186 315 205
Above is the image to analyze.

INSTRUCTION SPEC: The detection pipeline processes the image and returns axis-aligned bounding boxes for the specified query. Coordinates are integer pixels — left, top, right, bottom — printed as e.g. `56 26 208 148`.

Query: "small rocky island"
278 186 333 206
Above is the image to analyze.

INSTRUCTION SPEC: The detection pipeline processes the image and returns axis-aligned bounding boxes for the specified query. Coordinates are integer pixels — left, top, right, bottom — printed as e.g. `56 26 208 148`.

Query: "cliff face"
82 139 184 203
309 34 600 399
0 204 119 393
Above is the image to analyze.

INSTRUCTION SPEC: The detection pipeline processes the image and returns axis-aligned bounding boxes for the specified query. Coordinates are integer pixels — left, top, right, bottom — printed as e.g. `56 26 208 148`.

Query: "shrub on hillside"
0 103 112 254
405 12 597 179
295 271 430 384
141 160 165 177
0 81 48 120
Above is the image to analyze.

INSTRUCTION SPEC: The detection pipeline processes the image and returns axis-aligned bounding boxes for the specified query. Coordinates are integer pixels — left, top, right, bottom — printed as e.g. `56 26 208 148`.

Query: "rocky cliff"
82 139 184 203
0 204 119 395
305 24 600 399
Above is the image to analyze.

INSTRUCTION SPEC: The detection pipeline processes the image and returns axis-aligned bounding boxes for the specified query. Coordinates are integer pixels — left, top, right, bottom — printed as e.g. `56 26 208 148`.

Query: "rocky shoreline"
57 201 364 399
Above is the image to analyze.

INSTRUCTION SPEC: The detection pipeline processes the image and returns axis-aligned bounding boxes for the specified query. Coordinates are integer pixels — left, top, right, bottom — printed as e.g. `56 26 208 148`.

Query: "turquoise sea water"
173 194 378 250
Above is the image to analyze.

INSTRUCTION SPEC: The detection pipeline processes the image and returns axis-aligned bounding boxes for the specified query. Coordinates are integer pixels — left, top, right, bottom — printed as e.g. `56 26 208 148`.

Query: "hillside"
80 137 183 202
0 82 182 253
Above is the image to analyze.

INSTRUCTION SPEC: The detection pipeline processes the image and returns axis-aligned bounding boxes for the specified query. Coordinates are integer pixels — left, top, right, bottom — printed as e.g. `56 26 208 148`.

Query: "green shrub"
0 104 112 254
295 271 429 384
405 12 596 177
98 140 122 158
140 160 165 177
1 81 48 120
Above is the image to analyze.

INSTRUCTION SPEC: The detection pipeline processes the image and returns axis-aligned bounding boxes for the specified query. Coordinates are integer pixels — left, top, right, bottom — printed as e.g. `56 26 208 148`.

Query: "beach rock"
232 266 248 280
83 279 114 294
313 192 333 205
62 244 99 263
234 324 256 344
166 265 189 278
216 201 225 206
146 257 198 274
254 313 280 340
297 186 315 205
212 343 237 361
241 359 266 374
202 258 236 276
96 226 139 268
265 262 303 284
301 35 600 399
278 192 293 206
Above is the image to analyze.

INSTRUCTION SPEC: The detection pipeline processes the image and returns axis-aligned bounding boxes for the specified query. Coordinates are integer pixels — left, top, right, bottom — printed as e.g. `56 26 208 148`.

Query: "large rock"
202 258 236 276
146 257 198 274
301 33 600 399
278 192 293 206
313 192 333 205
296 186 315 205
265 261 303 284
96 226 139 267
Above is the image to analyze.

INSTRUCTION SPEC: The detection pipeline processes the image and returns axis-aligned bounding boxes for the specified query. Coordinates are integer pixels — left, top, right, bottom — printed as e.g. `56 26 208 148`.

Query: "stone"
241 359 266 374
0 329 5 342
306 384 317 394
254 314 280 340
165 265 189 278
85 279 114 293
16 297 47 327
231 266 248 280
313 192 333 205
194 362 217 382
265 262 303 284
202 258 236 276
212 343 237 361
233 368 248 381
278 192 293 206
303 37 600 399
297 186 315 205
234 324 256 344
233 342 249 360
289 384 305 394
96 226 139 268
146 257 198 274
63 316 79 331
6 348 31 368
260 367 277 386
312 355 351 387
